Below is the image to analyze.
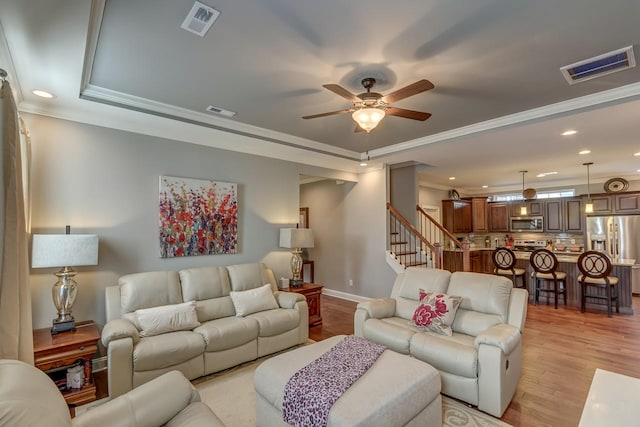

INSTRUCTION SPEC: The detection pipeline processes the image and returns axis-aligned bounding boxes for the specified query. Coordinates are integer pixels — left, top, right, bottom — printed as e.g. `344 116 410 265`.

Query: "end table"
33 320 100 416
288 282 323 326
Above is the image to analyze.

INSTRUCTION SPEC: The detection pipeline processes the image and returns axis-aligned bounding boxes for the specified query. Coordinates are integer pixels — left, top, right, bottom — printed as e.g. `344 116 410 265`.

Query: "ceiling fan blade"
302 109 353 119
322 84 360 102
385 107 432 121
382 79 434 104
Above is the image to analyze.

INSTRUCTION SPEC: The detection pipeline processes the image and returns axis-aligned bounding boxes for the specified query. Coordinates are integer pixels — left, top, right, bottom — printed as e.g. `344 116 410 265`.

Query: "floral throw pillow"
409 290 462 336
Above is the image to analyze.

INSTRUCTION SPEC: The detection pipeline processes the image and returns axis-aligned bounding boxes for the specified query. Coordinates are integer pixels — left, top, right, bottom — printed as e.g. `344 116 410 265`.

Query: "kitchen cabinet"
471 251 482 272
615 193 640 214
471 197 488 233
488 203 509 232
480 250 495 274
509 200 543 217
588 195 613 213
564 198 583 232
545 197 583 233
544 199 563 232
442 200 472 233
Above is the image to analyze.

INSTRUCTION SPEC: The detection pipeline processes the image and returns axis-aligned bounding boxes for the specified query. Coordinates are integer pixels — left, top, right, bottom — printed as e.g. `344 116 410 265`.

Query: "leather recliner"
0 359 226 427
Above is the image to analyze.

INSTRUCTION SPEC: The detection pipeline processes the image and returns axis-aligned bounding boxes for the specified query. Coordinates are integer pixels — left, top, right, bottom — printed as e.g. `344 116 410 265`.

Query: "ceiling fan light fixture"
352 108 386 132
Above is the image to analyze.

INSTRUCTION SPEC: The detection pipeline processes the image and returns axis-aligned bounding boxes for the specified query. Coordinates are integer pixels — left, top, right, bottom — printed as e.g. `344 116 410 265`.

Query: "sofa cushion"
230 284 279 316
448 272 512 336
410 331 478 378
362 318 415 355
410 291 462 336
135 301 200 337
119 271 183 315
227 263 278 292
391 268 452 301
248 308 300 337
179 267 235 322
194 316 259 352
133 331 205 371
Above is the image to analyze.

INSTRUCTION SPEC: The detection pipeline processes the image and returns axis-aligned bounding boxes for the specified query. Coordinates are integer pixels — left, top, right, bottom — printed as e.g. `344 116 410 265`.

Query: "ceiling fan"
302 77 434 132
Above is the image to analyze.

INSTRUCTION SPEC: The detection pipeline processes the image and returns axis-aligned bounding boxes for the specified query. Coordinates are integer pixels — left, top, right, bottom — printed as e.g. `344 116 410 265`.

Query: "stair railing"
416 205 471 272
387 203 442 269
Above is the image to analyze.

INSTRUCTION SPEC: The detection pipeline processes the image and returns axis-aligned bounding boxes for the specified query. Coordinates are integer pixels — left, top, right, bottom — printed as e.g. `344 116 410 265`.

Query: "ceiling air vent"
206 105 236 117
181 1 220 37
560 46 636 85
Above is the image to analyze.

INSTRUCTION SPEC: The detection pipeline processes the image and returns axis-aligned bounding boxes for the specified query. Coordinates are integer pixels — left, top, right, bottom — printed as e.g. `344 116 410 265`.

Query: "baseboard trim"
322 288 371 303
93 356 108 372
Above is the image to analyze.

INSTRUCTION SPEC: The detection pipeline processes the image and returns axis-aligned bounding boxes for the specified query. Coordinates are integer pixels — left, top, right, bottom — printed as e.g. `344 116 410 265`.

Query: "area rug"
193 355 512 427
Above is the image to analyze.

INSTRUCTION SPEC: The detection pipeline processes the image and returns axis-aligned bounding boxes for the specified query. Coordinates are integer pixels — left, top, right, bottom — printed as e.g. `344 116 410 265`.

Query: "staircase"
387 203 471 272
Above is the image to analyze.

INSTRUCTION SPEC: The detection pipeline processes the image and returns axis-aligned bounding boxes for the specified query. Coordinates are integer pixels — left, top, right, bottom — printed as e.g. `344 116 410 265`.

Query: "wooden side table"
33 320 100 415
288 282 323 326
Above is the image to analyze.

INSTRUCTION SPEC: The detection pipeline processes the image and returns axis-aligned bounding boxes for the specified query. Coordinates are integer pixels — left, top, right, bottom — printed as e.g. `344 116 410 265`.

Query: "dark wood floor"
97 294 640 426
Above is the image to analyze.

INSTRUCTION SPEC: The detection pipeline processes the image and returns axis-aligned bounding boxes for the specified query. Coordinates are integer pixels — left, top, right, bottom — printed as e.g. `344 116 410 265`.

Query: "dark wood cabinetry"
471 197 488 233
544 199 563 232
442 200 472 233
488 203 509 232
588 195 613 213
615 193 640 213
544 197 583 233
564 198 583 232
289 283 323 326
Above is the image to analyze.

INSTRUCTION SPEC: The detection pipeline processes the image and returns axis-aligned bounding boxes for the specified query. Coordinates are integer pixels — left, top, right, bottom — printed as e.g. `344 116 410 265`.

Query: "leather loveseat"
354 268 528 417
102 262 308 397
0 359 226 427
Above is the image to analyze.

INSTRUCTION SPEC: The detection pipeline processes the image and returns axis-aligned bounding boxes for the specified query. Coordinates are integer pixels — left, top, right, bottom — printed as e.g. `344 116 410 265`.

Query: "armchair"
0 359 225 427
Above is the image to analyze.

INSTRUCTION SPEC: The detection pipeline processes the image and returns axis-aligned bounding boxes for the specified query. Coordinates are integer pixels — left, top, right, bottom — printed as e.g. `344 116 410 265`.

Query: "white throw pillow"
230 284 278 316
135 301 200 337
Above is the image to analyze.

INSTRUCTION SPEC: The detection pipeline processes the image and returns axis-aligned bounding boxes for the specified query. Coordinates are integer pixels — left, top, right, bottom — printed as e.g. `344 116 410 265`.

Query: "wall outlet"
349 279 353 287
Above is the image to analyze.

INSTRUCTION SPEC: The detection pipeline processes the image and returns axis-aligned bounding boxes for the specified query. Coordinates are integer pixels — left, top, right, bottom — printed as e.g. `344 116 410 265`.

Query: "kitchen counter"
512 256 635 314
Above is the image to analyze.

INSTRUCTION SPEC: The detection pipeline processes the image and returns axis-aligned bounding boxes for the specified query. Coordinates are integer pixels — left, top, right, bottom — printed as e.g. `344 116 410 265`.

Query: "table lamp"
279 228 314 287
31 226 99 334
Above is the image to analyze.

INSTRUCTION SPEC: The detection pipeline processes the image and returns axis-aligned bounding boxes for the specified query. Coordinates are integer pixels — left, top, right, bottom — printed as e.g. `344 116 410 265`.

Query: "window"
492 189 575 202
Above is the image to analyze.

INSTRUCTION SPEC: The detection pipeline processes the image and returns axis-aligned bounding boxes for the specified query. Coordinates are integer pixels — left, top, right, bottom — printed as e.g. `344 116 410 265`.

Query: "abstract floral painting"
159 176 238 257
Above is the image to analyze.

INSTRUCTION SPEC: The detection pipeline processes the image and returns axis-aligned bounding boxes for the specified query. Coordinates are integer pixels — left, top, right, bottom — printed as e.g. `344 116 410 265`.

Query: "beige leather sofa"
0 359 225 427
102 262 308 397
354 268 528 417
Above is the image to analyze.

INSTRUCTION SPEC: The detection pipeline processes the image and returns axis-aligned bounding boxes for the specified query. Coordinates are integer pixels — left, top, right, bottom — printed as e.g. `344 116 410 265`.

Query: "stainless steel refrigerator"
586 215 640 294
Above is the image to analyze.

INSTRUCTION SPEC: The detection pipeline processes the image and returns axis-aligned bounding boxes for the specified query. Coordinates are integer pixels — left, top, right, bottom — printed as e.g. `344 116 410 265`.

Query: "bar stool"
529 249 567 309
492 247 526 288
577 251 619 317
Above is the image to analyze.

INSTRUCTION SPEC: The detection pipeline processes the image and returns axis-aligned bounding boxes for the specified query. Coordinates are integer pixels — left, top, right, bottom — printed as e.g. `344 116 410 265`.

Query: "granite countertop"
513 251 635 266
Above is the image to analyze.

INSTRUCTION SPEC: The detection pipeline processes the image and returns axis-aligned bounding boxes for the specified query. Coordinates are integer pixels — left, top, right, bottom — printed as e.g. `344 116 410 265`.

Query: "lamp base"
51 318 76 335
289 279 304 288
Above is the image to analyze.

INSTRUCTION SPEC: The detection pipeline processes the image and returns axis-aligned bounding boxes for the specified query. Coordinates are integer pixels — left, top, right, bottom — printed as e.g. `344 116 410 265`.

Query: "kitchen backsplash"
463 232 585 250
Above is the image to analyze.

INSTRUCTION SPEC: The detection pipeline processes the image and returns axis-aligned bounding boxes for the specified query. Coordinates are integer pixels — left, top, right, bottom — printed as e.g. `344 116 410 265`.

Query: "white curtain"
0 77 33 362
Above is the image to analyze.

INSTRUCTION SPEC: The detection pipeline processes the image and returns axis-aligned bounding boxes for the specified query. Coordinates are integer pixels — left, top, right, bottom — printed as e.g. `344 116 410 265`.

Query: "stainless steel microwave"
510 216 544 232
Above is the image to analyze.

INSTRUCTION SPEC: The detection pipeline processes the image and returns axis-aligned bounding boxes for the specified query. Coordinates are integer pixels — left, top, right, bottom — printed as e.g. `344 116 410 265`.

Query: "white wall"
26 114 300 330
300 169 395 299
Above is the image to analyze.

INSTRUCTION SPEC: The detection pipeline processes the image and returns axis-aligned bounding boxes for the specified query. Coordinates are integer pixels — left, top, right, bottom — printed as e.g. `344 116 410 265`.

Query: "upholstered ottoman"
254 335 441 427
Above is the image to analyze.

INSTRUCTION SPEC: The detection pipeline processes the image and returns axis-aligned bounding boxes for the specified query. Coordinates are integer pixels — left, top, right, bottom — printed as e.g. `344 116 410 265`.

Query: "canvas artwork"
159 176 238 257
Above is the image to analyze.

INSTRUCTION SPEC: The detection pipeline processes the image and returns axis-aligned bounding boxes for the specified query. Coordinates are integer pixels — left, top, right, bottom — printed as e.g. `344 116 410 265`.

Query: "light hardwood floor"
311 294 640 427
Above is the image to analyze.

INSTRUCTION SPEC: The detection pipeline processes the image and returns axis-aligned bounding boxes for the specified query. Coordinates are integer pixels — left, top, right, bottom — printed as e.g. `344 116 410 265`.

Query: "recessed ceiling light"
634 152 640 156
562 130 578 136
537 171 558 178
448 177 456 180
32 89 54 98
579 150 591 155
359 161 368 167
482 185 488 188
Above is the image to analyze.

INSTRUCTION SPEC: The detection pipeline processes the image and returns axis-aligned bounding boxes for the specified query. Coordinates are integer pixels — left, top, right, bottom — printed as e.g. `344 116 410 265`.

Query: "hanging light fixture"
352 108 386 132
519 171 528 216
584 162 594 213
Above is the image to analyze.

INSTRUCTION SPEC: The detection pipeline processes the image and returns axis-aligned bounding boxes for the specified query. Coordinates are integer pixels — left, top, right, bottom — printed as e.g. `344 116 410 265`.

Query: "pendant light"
584 162 594 213
519 171 528 216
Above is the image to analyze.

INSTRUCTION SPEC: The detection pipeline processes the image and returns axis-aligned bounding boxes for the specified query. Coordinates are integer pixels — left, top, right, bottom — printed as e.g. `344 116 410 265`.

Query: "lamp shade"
31 234 99 268
279 228 314 249
352 108 385 132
